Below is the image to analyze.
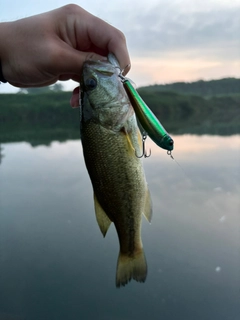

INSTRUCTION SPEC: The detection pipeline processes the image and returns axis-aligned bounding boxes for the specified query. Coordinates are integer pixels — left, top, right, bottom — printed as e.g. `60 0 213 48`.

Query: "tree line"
141 77 240 97
0 78 239 144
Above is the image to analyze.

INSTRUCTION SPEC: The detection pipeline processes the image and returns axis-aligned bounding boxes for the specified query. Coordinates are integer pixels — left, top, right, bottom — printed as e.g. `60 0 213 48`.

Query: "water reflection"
0 135 239 320
0 144 4 165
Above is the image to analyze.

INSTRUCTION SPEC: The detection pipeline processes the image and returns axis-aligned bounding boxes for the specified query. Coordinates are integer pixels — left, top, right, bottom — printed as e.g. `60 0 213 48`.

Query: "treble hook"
135 134 151 158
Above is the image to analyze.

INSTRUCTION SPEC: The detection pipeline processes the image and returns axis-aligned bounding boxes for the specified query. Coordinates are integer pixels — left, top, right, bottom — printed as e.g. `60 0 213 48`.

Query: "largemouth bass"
80 54 152 287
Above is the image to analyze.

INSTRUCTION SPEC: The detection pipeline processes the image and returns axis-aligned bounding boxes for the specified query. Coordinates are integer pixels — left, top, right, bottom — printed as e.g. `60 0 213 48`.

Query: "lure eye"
169 139 174 146
85 78 97 90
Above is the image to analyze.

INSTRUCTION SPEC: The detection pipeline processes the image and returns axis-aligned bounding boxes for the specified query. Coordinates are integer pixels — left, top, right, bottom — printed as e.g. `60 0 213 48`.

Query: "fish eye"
85 78 97 90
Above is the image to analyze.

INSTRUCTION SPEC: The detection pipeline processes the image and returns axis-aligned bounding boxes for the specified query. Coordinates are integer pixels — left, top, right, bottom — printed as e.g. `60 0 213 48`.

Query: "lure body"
123 79 174 151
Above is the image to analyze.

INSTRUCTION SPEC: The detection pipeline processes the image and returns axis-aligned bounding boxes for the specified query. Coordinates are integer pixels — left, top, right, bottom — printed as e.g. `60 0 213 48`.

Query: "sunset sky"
1 0 239 93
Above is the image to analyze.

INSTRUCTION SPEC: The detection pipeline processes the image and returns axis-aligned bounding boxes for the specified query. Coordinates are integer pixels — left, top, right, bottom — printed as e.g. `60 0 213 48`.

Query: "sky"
1 0 240 93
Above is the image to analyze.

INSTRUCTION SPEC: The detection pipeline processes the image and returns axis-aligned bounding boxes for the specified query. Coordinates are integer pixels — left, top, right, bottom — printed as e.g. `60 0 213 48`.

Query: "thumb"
51 46 107 76
70 86 80 108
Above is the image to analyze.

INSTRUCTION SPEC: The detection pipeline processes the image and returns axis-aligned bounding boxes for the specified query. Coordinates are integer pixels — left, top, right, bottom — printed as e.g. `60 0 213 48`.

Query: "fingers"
7 77 59 88
70 86 80 108
87 16 131 74
54 4 131 74
47 42 107 78
65 5 131 75
105 29 131 75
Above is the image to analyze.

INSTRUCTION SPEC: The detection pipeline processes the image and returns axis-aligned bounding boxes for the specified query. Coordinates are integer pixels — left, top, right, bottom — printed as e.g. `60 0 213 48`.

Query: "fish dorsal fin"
94 194 112 237
142 188 152 223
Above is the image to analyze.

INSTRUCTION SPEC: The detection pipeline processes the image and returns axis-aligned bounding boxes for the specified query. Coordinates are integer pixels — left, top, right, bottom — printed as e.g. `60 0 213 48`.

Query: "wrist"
0 22 12 83
0 60 7 83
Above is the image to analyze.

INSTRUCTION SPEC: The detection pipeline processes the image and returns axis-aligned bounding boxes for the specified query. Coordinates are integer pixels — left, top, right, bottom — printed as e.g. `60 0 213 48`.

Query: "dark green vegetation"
141 77 240 97
0 92 80 145
0 78 239 145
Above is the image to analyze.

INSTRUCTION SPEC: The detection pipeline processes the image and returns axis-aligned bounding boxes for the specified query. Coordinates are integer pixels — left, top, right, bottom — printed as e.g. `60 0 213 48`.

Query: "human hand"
0 4 130 96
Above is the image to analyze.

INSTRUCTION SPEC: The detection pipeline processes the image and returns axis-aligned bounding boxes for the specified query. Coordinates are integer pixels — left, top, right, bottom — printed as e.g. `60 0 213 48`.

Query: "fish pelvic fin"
94 194 112 237
143 188 153 223
116 249 147 288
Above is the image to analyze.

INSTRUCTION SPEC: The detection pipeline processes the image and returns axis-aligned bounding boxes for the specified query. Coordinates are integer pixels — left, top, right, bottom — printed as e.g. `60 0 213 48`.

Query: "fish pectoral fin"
125 132 135 152
123 126 142 156
94 194 112 237
142 188 152 223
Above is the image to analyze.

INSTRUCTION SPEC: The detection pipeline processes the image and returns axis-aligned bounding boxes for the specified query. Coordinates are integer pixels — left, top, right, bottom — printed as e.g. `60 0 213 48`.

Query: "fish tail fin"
116 249 147 288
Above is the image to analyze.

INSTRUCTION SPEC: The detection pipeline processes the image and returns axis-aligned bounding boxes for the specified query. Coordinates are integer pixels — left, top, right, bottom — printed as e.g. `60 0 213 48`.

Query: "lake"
0 134 239 320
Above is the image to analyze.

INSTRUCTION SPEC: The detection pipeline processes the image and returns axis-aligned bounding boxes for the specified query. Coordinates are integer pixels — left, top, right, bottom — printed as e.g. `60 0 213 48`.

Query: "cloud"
0 0 239 92
119 3 240 61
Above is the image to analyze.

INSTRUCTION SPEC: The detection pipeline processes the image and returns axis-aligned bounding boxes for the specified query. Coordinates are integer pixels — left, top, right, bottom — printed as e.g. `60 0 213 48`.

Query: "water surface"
0 135 239 320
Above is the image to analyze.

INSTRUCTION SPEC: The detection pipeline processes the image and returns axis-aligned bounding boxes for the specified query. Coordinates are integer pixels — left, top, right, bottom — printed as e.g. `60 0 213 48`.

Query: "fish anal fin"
143 188 152 223
116 248 147 288
94 194 112 237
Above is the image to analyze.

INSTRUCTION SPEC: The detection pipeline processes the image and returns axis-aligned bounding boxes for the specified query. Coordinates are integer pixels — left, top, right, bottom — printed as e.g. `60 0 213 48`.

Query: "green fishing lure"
121 78 174 152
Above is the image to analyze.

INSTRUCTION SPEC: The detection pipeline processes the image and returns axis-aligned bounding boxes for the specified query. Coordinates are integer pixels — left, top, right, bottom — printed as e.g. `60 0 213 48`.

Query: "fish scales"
80 53 152 287
81 120 146 254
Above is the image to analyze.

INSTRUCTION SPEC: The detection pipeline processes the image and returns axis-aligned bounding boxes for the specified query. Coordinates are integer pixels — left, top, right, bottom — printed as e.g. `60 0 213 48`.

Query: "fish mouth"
83 60 116 77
